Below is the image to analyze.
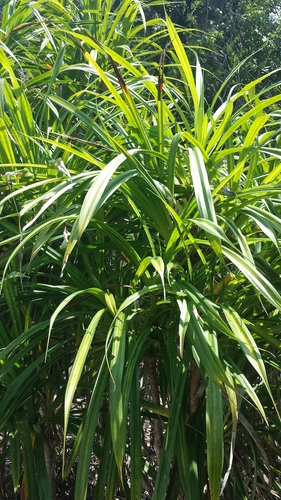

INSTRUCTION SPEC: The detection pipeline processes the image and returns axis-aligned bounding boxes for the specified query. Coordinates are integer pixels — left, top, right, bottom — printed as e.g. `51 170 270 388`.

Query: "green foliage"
0 1 281 499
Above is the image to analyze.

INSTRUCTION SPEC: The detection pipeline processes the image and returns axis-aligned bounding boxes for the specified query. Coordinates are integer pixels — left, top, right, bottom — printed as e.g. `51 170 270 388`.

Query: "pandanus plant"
0 0 281 499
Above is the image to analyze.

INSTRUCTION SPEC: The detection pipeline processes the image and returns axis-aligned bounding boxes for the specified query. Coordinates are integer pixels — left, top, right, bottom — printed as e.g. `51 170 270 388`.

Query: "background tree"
148 0 281 97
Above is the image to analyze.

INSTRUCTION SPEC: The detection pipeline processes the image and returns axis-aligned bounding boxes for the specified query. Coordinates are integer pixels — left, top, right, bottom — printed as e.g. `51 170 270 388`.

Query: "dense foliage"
0 1 281 499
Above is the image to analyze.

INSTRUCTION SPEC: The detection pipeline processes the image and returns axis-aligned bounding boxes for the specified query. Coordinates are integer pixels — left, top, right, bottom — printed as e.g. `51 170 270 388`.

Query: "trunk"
144 355 164 464
43 429 57 500
189 359 204 415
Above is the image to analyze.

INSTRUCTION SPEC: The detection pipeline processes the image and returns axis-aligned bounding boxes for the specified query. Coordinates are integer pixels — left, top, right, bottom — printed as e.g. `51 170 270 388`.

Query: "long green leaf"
22 417 38 500
129 357 142 500
222 246 281 310
62 153 132 272
63 308 106 468
206 379 223 500
8 418 20 493
110 312 127 483
223 306 275 412
189 147 223 260
75 354 110 500
166 15 198 110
